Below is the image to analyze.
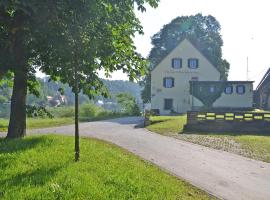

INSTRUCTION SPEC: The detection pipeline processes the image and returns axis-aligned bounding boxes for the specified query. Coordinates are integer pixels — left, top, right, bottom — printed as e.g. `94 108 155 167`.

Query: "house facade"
151 39 253 115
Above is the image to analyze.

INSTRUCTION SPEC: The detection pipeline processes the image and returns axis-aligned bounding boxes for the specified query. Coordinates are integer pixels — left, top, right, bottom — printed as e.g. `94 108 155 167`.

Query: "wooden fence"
185 111 270 133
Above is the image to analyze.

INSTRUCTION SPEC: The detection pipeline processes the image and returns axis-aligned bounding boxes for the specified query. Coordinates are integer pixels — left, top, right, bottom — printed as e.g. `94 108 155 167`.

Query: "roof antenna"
246 57 249 81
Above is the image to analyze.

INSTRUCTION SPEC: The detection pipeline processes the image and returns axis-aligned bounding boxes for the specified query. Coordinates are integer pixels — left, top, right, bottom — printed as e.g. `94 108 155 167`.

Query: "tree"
0 0 159 138
139 72 151 103
116 93 141 116
141 14 230 103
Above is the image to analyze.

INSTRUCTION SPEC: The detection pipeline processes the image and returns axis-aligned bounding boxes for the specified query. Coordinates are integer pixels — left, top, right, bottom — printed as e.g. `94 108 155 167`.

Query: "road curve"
4 117 270 200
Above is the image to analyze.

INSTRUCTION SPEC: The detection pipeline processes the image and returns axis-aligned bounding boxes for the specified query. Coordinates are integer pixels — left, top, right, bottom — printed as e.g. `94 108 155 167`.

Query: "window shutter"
163 78 166 87
172 78 175 87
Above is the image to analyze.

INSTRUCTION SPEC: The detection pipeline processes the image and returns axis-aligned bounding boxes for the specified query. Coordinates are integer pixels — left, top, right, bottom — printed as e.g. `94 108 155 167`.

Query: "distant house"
47 94 68 107
255 68 270 110
151 39 253 115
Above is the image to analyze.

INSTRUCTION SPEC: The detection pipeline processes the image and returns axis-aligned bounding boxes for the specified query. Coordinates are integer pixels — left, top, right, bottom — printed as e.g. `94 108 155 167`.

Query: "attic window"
188 58 199 69
172 58 182 69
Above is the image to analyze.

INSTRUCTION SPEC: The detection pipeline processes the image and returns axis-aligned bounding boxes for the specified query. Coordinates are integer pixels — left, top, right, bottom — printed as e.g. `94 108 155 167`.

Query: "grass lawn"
0 135 211 200
147 115 270 163
147 115 186 136
0 118 74 132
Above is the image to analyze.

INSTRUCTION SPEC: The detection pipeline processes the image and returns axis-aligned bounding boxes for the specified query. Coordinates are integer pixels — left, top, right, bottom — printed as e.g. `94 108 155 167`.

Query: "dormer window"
188 58 199 69
172 58 182 69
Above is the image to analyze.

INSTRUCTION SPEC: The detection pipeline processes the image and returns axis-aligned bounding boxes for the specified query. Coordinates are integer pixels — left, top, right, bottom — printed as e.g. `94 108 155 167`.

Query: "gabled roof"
151 38 222 73
256 68 270 91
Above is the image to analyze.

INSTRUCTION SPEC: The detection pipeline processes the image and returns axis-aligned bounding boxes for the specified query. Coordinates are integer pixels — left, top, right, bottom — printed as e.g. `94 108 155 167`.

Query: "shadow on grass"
0 136 69 199
0 165 63 187
0 136 53 154
0 164 66 199
0 136 55 172
149 119 173 125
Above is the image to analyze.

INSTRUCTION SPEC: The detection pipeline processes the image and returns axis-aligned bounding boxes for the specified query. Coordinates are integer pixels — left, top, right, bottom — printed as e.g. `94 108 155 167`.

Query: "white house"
151 39 253 115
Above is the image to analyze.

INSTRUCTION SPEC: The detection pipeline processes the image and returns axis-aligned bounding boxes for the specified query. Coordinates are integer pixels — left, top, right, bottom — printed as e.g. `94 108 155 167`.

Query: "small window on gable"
164 99 173 110
163 77 174 88
236 85 245 94
224 86 233 94
188 58 199 69
172 58 182 69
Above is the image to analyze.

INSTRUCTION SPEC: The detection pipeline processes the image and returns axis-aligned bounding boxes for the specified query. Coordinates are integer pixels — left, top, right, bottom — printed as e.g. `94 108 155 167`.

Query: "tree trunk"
6 68 27 138
5 10 28 138
74 64 80 161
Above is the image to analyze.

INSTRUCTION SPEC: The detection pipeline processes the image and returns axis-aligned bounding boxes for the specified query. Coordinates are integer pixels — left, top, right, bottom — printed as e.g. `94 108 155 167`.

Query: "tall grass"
48 103 125 121
0 103 130 132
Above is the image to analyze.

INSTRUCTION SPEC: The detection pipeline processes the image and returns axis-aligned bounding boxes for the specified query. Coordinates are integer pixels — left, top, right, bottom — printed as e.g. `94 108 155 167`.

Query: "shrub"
48 103 124 121
48 106 75 118
0 104 10 118
0 95 8 104
79 103 103 118
116 93 141 116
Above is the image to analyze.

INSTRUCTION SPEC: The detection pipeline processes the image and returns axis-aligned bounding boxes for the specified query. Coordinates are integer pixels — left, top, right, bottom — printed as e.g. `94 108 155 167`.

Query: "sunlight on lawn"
0 135 210 199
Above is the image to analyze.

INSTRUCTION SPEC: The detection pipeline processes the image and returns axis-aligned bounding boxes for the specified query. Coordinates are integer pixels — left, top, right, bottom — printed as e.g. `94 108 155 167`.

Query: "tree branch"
0 69 7 80
0 6 11 24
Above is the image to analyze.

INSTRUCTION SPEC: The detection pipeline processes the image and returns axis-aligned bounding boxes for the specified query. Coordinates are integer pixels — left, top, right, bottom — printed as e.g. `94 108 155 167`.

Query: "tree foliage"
141 14 230 103
0 0 159 138
116 93 141 116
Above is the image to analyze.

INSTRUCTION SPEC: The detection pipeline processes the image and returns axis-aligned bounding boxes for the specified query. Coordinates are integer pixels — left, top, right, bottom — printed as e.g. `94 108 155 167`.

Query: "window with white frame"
236 85 245 94
188 58 199 69
172 58 182 69
163 77 174 88
224 86 233 94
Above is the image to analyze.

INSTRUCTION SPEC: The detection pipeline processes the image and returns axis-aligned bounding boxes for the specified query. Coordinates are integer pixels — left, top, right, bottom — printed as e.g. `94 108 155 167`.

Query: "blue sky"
107 0 270 88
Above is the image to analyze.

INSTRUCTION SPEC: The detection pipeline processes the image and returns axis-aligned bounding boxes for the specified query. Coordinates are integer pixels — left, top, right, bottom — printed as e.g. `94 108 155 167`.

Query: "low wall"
184 111 270 133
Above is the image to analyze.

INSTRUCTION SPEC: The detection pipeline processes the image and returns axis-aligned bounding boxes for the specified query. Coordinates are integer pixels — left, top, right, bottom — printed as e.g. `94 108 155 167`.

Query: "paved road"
3 117 270 200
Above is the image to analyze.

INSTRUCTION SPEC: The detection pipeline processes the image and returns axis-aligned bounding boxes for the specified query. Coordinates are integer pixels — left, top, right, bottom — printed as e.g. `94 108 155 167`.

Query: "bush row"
48 103 125 121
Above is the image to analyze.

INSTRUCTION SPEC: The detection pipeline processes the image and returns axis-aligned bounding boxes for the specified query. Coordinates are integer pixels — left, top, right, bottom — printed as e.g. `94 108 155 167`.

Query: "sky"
105 0 270 88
